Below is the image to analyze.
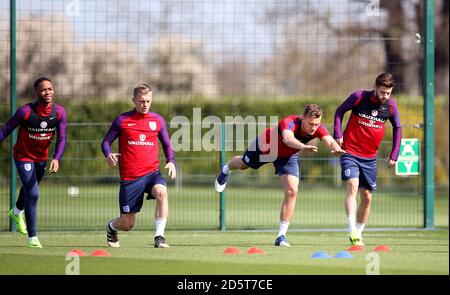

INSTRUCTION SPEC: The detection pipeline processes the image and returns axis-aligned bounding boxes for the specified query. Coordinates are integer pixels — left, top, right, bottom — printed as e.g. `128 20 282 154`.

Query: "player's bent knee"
28 191 39 202
153 187 168 201
361 194 372 204
347 186 359 195
286 188 298 198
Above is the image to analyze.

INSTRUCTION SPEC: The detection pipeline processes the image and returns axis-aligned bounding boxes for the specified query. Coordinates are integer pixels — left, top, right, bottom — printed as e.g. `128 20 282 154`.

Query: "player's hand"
387 158 396 167
301 144 318 153
331 148 346 156
49 159 59 173
165 162 176 180
336 137 343 147
107 153 121 167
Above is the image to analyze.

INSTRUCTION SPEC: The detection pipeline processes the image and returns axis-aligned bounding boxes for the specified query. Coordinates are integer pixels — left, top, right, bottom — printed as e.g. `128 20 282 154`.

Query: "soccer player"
0 77 67 248
102 84 176 248
333 72 402 246
215 104 345 247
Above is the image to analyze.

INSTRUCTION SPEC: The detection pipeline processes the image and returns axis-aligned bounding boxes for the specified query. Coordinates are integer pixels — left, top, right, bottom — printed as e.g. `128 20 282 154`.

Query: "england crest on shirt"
149 121 156 130
24 163 32 172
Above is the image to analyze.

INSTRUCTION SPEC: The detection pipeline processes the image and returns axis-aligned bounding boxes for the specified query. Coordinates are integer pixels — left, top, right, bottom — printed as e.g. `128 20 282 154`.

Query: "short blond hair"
303 104 322 118
133 84 152 98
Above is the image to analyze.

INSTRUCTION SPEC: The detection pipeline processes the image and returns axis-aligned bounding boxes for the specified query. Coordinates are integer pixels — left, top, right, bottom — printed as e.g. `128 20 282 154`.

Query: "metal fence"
1 119 424 230
0 0 441 231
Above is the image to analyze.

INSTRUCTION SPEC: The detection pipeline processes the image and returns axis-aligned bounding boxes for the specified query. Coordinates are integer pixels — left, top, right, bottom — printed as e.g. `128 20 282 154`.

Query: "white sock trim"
109 220 117 231
347 215 356 233
356 223 365 233
155 218 167 237
13 207 22 216
222 164 231 175
277 221 290 237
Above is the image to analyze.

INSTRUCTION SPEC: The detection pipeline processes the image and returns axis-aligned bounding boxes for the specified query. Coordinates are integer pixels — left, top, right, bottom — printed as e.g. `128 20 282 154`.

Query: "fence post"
219 122 226 231
423 0 435 228
9 0 17 232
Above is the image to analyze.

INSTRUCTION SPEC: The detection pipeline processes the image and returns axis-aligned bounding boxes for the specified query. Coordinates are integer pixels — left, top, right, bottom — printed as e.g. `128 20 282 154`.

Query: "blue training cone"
311 251 332 258
334 251 353 258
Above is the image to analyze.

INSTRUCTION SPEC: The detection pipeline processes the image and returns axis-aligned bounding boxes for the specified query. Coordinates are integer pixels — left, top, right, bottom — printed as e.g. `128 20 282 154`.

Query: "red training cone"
224 247 241 254
347 245 364 252
91 249 111 257
67 249 87 257
247 247 265 254
373 245 392 252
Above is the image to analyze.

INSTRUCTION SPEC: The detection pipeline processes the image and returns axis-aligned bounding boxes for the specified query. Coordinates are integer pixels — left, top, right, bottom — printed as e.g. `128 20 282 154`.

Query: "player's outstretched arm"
322 135 346 156
281 130 318 152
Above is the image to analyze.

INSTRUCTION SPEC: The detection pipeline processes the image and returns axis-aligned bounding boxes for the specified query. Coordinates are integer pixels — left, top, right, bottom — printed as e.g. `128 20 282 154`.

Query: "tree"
216 56 252 97
262 1 386 97
146 35 218 99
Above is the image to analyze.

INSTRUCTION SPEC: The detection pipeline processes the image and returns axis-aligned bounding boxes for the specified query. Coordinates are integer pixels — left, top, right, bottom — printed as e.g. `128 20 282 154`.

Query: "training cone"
334 251 354 258
347 245 364 252
67 249 87 257
91 249 111 257
310 251 332 258
224 247 241 254
247 247 265 254
373 245 392 252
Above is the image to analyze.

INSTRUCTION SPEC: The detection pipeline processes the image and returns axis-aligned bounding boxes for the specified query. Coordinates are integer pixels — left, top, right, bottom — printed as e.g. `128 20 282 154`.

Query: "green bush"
1 96 447 187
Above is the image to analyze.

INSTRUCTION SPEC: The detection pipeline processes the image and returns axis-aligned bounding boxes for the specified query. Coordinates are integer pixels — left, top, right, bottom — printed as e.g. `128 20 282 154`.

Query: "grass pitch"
0 229 447 275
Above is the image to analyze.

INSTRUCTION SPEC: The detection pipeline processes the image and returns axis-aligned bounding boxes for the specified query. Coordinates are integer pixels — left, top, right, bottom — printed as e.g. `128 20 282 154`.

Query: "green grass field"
0 229 447 275
1 183 448 276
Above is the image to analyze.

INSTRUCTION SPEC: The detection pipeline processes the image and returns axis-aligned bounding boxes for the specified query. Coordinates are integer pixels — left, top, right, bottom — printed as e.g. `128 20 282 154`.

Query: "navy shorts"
119 170 167 214
242 137 300 177
340 153 377 191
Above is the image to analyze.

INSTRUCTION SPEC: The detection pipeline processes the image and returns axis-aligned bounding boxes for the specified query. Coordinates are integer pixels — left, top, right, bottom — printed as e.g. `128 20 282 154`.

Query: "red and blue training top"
333 90 402 160
0 101 67 162
101 110 175 181
259 115 329 158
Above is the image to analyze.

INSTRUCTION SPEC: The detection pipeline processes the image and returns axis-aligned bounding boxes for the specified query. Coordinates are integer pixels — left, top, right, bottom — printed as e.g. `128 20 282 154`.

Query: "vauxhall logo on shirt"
357 110 386 129
357 111 386 123
27 121 56 133
28 133 52 140
27 120 54 140
127 133 154 146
